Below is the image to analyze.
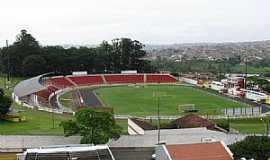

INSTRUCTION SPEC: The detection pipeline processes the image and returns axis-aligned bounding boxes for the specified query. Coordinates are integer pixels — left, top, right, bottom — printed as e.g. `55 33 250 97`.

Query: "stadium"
13 72 250 117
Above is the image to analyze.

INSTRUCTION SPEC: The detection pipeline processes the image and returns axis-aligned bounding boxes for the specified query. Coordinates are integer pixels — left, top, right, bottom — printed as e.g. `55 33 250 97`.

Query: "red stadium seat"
104 74 144 84
47 85 58 92
49 76 74 88
146 74 177 83
35 85 58 99
35 89 51 99
68 75 104 86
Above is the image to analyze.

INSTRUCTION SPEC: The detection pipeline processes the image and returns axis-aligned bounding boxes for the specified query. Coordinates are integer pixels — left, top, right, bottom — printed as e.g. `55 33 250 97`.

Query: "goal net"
178 104 198 113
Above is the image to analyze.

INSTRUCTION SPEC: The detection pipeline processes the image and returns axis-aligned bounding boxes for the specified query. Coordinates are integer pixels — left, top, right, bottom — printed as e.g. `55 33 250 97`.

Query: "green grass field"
95 85 249 116
0 105 71 135
215 117 270 134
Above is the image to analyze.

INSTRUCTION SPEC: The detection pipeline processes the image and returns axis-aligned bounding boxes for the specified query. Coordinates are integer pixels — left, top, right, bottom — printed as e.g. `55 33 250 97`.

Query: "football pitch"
95 85 249 116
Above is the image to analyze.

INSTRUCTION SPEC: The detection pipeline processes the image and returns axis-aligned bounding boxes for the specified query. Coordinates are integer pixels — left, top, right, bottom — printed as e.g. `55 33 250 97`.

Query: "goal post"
178 104 198 113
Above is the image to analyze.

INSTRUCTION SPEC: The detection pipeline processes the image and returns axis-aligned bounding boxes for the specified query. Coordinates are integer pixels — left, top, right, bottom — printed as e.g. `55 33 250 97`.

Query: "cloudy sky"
0 0 270 46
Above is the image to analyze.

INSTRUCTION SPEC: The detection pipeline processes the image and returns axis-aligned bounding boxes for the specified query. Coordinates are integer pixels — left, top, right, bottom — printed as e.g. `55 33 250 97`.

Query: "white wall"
128 119 145 135
181 77 197 85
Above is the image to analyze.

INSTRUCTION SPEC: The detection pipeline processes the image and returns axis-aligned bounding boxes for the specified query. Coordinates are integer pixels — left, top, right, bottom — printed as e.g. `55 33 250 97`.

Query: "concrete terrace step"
65 77 78 86
101 74 107 84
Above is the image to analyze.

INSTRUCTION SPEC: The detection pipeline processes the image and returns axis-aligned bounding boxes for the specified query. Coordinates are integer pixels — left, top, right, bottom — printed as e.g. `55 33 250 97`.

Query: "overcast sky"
0 0 270 46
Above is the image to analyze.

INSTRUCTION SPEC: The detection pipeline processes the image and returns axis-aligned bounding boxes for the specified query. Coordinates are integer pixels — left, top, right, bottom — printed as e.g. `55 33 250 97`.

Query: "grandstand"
146 74 177 83
104 74 145 84
47 76 74 88
13 73 177 112
68 75 104 86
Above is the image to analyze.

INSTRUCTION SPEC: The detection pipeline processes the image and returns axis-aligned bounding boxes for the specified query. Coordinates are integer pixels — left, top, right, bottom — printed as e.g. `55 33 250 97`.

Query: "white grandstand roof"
14 74 46 98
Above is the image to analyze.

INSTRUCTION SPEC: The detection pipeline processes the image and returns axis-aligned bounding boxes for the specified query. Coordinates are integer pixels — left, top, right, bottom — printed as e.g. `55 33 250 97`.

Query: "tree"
110 38 151 72
229 136 270 160
1 31 153 75
2 30 41 75
0 89 12 116
247 76 270 93
22 55 47 76
263 83 270 94
61 108 122 144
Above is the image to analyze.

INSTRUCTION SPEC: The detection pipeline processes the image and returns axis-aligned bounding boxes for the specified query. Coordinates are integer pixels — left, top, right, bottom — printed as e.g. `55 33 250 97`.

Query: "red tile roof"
130 118 156 130
167 114 225 132
166 142 233 160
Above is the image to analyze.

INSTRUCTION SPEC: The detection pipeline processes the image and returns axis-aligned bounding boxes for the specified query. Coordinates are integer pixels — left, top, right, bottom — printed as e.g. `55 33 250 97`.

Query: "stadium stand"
35 85 58 100
48 76 74 88
13 73 177 111
36 96 50 108
34 86 59 108
104 74 144 84
35 89 51 99
47 85 58 93
146 74 177 83
68 75 104 86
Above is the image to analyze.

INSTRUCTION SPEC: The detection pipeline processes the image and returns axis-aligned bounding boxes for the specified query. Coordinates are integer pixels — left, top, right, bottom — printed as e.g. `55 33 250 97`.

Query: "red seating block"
69 75 104 86
146 74 177 83
49 76 73 88
104 74 144 84
35 89 51 99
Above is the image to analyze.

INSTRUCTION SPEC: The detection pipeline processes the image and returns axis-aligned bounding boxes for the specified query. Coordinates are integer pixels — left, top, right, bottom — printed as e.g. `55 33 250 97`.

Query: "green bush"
216 120 230 131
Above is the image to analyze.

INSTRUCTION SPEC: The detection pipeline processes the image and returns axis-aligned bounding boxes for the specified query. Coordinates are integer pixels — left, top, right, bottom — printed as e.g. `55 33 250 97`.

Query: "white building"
210 81 225 92
242 89 268 102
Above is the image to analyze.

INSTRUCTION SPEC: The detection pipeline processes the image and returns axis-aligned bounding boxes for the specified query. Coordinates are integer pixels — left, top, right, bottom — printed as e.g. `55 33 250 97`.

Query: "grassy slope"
95 85 248 116
0 106 71 135
215 117 270 134
0 153 17 160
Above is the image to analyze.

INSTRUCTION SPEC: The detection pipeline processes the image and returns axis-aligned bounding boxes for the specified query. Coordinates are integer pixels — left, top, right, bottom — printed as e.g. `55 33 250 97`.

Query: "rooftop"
165 141 233 160
109 127 246 147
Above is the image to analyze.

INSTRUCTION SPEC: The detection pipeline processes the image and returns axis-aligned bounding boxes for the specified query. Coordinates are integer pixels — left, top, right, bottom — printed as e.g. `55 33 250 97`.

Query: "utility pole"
6 40 10 82
245 57 248 89
50 91 55 129
156 80 161 145
157 96 161 144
